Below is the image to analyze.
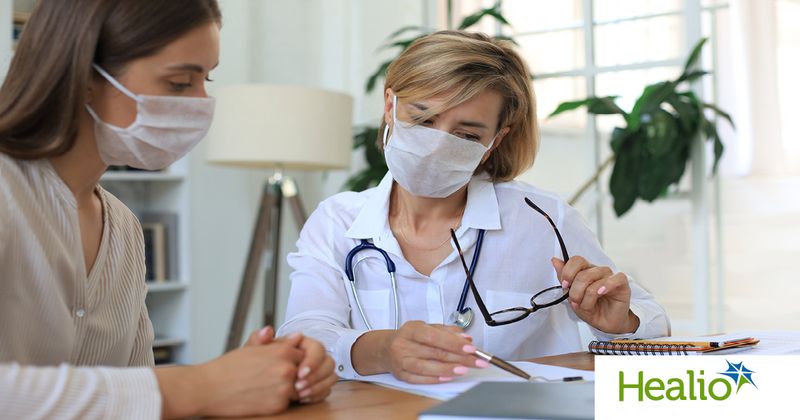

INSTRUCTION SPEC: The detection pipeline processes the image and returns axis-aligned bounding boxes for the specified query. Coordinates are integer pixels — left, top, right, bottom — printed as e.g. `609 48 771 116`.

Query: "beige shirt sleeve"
128 303 156 367
0 363 161 420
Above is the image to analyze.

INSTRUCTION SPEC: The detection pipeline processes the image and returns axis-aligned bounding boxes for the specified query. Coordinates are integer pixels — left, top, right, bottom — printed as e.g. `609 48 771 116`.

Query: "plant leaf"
700 118 725 174
665 93 700 132
386 25 425 40
587 96 626 115
609 127 630 154
676 70 710 84
458 5 510 30
643 110 679 157
365 59 393 93
549 96 623 118
379 36 422 52
609 135 642 216
712 128 724 174
682 37 708 76
702 102 735 129
484 9 511 26
627 81 676 131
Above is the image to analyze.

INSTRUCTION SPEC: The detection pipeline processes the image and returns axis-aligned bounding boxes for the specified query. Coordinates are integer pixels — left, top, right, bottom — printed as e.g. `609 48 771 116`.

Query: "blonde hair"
379 30 539 182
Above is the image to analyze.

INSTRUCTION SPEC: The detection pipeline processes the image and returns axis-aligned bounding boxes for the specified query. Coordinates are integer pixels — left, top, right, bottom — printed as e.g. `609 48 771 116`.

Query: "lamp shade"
206 84 353 170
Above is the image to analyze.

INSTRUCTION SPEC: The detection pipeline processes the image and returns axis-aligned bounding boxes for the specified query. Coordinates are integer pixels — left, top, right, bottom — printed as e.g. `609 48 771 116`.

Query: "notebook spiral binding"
588 340 692 356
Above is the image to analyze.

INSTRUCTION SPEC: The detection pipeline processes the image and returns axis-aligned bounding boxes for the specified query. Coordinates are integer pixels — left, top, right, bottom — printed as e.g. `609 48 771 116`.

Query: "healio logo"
618 360 758 402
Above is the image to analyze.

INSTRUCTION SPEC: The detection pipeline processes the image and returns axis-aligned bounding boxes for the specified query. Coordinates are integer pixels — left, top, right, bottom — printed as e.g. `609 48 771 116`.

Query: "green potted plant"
344 4 515 191
549 38 734 216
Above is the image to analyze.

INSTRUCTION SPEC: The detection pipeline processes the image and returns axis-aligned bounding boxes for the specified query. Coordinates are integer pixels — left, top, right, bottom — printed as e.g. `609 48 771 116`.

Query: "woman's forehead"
402 90 503 124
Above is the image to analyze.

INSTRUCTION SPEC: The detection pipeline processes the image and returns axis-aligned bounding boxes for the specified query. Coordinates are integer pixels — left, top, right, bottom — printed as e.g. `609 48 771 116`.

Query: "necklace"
396 205 465 251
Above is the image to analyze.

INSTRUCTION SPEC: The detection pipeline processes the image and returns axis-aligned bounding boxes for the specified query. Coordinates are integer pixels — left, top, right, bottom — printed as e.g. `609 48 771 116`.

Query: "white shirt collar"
344 172 502 240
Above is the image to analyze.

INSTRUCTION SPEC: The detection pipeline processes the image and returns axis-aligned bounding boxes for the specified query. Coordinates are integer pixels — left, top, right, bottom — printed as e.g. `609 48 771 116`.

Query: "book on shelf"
142 223 166 282
141 212 179 282
589 336 760 356
153 346 174 365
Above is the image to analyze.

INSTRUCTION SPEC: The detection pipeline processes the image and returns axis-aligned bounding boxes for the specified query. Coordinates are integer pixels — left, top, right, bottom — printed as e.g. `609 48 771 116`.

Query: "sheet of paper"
357 361 594 401
729 330 800 355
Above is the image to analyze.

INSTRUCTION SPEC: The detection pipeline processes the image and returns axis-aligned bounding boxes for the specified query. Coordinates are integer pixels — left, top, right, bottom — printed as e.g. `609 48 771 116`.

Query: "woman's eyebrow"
458 120 489 129
410 102 489 129
410 102 428 111
165 63 210 73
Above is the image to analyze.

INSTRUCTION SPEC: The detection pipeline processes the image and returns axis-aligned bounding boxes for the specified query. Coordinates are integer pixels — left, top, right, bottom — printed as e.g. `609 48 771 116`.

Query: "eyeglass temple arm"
524 197 570 262
450 229 495 324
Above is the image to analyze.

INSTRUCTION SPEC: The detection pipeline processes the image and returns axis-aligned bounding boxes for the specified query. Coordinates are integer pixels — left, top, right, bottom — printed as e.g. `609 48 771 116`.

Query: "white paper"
357 361 594 401
729 330 800 355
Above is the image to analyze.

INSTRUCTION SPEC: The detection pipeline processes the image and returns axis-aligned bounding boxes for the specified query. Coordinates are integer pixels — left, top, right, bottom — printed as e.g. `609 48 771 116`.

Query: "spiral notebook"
589 335 759 355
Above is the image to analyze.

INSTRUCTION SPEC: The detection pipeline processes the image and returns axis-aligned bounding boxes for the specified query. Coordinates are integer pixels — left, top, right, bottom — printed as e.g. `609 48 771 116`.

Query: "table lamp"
207 84 353 351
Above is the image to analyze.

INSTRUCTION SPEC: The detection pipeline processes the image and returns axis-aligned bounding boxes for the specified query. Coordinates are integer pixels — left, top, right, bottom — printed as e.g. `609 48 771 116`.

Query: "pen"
473 348 531 381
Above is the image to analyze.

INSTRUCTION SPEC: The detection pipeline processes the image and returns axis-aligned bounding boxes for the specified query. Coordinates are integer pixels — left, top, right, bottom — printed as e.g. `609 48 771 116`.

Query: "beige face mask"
383 95 495 198
86 64 216 170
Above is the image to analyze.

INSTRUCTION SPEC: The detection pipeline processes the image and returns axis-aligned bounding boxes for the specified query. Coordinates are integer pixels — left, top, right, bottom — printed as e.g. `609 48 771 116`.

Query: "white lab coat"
278 172 669 379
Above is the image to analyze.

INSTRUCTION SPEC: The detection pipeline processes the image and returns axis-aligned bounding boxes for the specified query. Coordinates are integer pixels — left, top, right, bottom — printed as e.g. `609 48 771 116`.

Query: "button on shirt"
278 173 669 379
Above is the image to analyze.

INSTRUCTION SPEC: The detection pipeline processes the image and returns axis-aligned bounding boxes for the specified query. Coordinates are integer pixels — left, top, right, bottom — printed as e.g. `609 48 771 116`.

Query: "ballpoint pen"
472 348 531 380
472 348 584 382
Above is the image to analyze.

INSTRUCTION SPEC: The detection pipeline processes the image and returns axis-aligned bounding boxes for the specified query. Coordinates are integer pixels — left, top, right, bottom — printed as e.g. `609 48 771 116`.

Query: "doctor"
279 30 669 384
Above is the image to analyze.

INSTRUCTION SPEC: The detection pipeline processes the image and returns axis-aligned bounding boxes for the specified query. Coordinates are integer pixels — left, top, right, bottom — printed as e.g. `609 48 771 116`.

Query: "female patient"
279 30 669 384
0 0 335 418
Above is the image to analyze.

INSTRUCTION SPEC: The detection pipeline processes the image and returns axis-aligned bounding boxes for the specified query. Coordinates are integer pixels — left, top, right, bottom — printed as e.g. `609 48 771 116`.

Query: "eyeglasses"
449 197 570 327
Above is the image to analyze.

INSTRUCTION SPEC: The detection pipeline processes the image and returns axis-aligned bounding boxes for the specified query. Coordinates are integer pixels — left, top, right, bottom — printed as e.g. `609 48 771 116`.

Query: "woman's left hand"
552 256 640 334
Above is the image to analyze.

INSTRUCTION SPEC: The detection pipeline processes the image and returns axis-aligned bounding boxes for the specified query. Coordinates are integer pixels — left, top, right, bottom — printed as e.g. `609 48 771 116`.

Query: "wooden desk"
240 352 594 420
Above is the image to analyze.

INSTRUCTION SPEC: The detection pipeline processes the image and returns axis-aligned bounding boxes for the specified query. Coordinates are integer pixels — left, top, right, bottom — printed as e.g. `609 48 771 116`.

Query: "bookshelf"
2 0 194 365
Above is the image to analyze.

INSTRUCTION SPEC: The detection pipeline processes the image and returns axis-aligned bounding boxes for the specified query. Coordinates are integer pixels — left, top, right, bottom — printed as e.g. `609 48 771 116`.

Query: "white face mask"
383 95 495 198
86 64 215 171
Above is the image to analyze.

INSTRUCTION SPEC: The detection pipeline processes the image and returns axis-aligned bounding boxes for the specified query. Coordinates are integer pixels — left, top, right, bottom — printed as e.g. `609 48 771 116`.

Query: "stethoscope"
344 229 486 331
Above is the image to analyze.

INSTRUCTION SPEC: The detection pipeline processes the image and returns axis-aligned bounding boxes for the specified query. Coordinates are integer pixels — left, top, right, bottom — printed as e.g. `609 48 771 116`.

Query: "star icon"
719 360 757 393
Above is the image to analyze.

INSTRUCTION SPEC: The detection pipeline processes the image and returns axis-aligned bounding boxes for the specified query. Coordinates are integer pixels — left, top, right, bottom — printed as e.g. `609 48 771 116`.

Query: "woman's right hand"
157 333 306 419
384 321 485 384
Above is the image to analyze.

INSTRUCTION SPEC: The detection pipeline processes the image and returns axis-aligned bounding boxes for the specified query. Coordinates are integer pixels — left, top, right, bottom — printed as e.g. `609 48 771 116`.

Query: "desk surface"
238 352 594 420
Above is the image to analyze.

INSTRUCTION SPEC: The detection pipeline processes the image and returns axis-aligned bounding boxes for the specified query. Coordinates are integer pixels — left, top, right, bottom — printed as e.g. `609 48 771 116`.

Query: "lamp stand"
225 171 307 352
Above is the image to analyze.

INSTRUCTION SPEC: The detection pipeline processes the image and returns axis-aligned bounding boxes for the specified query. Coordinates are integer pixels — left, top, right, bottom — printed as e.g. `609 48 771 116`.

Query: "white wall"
189 0 428 364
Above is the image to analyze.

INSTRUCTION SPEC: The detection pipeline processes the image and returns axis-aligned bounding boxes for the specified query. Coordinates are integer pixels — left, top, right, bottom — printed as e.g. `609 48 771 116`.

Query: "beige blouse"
0 154 161 419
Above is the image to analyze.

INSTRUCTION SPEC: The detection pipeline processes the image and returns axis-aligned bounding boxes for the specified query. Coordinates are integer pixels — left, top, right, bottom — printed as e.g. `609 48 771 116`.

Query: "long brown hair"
381 30 538 182
0 0 221 159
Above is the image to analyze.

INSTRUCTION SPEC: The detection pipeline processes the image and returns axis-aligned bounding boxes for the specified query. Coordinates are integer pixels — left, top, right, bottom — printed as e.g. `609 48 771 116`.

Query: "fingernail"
570 301 578 309
475 359 490 369
298 366 311 379
597 286 607 295
561 280 569 289
439 376 454 382
258 326 270 337
459 333 473 340
300 398 311 404
462 344 476 353
295 380 307 391
453 366 469 375
299 389 312 398
288 332 303 339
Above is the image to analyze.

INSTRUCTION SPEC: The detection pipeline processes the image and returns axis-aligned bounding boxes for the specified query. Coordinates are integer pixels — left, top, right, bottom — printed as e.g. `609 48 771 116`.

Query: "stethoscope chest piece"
450 307 474 329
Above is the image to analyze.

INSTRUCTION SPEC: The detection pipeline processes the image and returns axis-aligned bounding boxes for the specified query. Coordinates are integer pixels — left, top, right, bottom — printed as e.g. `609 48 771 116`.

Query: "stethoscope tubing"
345 230 484 331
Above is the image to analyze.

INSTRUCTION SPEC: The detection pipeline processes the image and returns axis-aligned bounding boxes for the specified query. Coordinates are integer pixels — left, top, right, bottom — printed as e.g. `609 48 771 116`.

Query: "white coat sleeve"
277 201 368 379
558 203 670 340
